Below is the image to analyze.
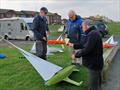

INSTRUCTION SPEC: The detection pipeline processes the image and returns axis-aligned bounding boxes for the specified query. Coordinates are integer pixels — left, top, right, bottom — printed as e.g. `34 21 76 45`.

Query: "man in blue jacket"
32 7 49 60
65 10 85 65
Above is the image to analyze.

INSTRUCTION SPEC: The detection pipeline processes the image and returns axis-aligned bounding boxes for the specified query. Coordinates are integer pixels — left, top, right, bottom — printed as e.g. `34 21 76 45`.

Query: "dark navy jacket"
32 15 49 41
75 26 104 70
65 15 84 44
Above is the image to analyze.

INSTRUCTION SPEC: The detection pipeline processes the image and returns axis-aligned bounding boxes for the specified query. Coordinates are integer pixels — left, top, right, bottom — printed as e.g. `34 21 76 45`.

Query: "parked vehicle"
94 21 109 37
84 19 109 37
0 17 34 40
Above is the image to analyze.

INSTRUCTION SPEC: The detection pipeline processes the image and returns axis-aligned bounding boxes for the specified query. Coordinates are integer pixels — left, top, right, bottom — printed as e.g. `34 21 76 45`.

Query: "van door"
17 22 24 39
18 21 30 40
14 21 26 39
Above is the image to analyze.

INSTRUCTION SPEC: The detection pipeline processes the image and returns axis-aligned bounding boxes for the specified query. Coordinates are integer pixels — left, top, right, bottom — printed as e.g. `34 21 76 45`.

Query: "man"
64 10 85 65
32 7 49 60
69 22 104 90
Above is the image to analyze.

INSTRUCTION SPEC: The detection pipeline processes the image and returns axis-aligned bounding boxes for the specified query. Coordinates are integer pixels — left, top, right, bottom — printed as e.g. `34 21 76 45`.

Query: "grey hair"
68 10 76 15
82 21 90 28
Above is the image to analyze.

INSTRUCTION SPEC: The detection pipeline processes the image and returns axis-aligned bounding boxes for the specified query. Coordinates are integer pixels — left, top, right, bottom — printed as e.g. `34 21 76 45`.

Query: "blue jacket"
32 16 49 41
65 15 84 44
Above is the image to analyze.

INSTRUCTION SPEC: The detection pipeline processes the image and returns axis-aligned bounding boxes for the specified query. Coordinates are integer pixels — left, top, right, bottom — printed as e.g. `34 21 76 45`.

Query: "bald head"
68 10 76 20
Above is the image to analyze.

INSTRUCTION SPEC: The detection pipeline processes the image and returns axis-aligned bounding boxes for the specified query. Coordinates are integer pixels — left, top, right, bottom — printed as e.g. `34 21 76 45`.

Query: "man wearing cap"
32 7 49 60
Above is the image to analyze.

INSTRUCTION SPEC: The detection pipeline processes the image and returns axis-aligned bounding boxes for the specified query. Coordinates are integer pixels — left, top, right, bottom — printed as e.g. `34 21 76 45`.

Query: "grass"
107 22 120 35
0 45 88 90
48 24 62 37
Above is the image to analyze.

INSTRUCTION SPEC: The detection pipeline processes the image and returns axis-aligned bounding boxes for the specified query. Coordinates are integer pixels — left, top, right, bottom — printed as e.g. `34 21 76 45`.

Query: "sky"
0 0 120 21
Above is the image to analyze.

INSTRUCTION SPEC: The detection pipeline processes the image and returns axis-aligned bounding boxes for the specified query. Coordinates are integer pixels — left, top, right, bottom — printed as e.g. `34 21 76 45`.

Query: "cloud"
0 0 119 21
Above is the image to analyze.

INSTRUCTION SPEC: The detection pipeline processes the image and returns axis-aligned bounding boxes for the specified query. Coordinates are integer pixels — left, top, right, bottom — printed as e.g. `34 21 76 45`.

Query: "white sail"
105 36 118 45
5 40 62 81
21 51 62 81
30 42 36 53
30 42 54 55
30 42 63 54
105 36 113 44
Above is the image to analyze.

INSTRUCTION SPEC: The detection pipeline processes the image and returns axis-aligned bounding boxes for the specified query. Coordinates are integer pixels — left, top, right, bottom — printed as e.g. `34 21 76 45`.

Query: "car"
83 19 109 37
93 21 109 37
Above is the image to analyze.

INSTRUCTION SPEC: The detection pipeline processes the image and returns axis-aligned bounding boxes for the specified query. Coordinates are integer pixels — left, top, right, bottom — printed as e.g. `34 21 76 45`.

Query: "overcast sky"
0 0 120 21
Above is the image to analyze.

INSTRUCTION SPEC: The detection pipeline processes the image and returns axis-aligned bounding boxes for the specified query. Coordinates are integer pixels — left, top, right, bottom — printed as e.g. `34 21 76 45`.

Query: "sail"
105 35 118 45
5 40 62 81
30 42 63 54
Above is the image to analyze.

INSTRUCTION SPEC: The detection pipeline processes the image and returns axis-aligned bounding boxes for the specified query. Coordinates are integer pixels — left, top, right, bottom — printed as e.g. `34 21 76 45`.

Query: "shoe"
71 63 76 65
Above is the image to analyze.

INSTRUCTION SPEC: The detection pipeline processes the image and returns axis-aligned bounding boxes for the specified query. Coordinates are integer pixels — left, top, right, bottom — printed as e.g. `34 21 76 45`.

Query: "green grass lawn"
107 22 120 35
0 45 88 90
48 24 62 37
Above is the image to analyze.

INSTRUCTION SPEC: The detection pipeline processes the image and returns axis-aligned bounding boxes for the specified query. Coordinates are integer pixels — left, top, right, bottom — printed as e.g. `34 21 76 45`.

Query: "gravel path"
102 50 120 90
0 40 34 47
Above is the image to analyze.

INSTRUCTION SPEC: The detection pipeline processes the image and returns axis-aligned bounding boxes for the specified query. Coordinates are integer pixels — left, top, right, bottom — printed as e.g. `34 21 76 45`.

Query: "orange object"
103 43 114 48
48 40 65 44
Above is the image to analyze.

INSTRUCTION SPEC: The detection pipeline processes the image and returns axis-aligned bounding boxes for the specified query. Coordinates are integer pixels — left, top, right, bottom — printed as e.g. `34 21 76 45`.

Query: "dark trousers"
36 40 47 60
88 69 102 90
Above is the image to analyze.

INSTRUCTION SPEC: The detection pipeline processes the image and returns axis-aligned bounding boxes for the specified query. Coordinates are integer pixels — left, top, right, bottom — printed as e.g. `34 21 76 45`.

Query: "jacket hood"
76 15 82 20
85 26 96 35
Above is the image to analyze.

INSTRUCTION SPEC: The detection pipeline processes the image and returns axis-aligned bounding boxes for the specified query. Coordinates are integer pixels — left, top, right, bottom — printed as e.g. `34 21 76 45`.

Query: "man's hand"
65 38 70 45
71 54 76 60
46 31 50 38
64 34 68 38
68 43 74 48
43 37 47 41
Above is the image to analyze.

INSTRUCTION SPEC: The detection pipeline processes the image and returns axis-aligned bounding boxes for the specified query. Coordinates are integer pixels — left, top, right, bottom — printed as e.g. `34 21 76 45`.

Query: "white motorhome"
0 17 34 40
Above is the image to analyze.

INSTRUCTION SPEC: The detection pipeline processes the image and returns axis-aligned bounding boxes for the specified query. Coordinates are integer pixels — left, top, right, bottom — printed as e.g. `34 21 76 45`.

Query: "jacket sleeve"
45 18 49 32
32 17 44 39
73 43 84 49
64 22 69 34
75 32 97 58
46 24 49 32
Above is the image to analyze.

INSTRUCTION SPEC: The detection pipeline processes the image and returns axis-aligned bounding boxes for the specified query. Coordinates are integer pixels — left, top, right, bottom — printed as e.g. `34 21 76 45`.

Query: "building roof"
47 12 54 16
21 10 38 15
0 9 61 18
0 9 14 14
47 12 61 16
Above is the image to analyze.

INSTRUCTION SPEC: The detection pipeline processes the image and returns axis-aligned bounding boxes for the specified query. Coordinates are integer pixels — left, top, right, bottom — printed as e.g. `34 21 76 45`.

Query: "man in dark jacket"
32 7 49 60
69 22 104 90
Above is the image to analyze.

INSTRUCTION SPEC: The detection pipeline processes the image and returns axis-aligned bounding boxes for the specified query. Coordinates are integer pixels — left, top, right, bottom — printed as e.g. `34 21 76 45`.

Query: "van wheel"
4 35 9 40
26 36 31 41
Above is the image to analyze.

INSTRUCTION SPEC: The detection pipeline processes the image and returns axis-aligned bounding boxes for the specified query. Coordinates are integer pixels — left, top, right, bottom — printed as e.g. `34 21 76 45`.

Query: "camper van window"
8 23 11 26
20 23 24 30
25 25 27 30
27 23 33 30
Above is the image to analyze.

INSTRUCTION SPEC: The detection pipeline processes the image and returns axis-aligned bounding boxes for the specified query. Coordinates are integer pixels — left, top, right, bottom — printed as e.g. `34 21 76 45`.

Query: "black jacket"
32 16 49 41
75 26 104 70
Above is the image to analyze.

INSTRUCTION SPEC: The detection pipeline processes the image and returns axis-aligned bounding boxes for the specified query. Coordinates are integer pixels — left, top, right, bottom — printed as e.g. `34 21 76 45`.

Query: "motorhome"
0 17 34 40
